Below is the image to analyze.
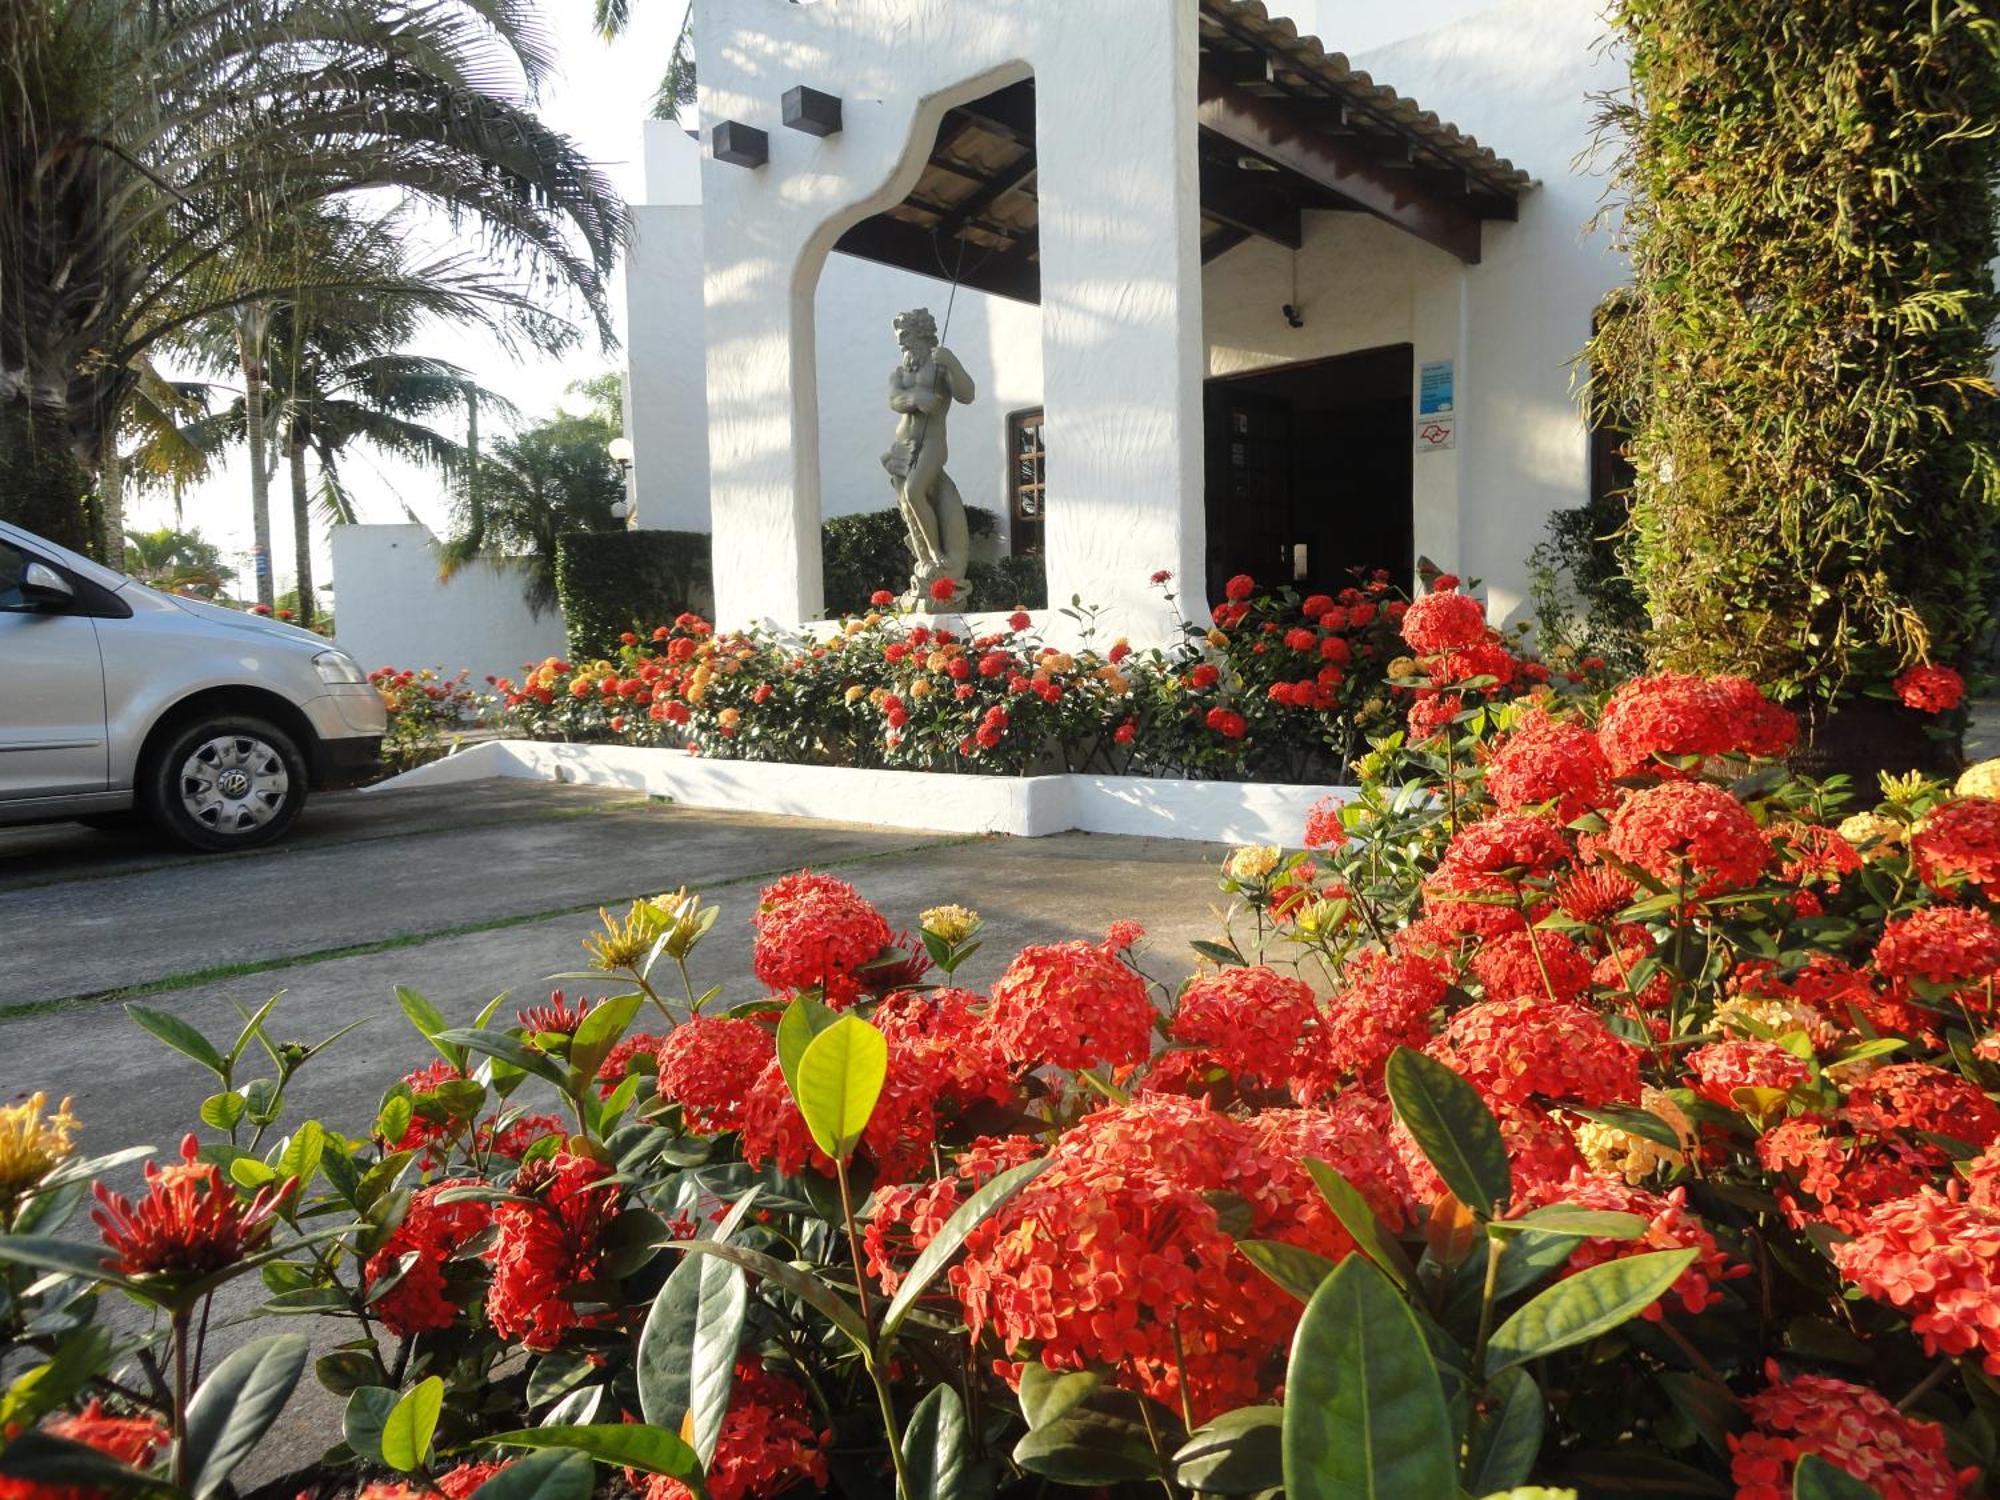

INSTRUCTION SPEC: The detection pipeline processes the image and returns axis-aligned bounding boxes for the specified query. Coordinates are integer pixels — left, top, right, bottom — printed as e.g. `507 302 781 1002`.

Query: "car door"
0 537 109 799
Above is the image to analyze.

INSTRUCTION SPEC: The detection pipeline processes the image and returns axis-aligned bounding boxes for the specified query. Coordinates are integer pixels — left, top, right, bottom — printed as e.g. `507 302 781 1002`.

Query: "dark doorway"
1203 345 1413 603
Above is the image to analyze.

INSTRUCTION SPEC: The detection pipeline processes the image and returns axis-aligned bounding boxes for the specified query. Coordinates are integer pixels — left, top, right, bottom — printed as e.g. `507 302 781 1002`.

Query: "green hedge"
821 506 1045 615
1591 0 2000 702
555 529 712 658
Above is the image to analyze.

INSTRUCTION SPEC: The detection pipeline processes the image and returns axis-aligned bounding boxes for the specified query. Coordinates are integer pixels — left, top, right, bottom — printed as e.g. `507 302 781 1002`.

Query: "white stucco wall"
330 524 568 684
624 121 1046 544
693 0 1207 636
626 0 1629 636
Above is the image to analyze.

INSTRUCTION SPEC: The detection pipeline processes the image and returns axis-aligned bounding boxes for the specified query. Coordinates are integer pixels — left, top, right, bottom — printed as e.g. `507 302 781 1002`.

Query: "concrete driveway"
0 778 1232 1158
0 778 1235 1481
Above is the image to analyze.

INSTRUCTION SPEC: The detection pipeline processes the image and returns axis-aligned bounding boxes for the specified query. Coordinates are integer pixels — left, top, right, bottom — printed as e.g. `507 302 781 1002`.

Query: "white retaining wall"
330 523 568 684
371 739 1348 847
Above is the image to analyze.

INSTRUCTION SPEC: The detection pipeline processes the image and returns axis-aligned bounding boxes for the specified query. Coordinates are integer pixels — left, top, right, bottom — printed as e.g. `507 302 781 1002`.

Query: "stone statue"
882 307 975 610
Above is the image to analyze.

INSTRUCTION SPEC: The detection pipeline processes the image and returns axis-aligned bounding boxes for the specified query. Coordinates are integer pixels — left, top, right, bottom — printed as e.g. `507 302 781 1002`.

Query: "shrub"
820 506 1002 616
1590 0 2000 707
367 665 486 772
11 665 2000 1496
554 528 712 659
487 571 1583 781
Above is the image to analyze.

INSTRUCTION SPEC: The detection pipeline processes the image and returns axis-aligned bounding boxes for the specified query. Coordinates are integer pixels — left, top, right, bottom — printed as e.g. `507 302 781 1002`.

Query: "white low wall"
331 524 569 685
370 740 1349 846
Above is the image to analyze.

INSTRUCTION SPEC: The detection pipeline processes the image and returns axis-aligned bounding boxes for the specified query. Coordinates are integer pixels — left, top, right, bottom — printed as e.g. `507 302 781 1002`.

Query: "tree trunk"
0 394 94 553
236 305 276 609
99 434 126 570
464 387 484 551
288 427 314 628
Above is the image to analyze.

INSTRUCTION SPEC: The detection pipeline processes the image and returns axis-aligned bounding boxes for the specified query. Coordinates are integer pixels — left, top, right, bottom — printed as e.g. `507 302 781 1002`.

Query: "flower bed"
484 572 1593 784
10 652 2000 1498
368 667 488 773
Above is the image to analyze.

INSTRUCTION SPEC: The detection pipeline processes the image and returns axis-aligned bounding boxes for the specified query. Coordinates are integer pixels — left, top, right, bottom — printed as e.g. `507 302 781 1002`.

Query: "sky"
127 0 692 602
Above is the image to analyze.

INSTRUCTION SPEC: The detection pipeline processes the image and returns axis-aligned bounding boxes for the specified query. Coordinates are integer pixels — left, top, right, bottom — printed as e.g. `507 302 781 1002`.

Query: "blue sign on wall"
1419 359 1455 415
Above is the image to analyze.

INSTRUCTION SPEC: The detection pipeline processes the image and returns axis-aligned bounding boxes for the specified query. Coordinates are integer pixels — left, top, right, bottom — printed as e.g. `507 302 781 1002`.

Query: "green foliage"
555 529 713 658
1591 0 2000 701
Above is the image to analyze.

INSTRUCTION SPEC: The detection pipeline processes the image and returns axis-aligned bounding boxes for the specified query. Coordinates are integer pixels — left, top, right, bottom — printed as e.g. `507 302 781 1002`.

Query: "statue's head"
893 308 938 358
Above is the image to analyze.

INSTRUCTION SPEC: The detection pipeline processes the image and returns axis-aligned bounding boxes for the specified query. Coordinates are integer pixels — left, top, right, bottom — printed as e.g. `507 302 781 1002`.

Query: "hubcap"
178 735 289 835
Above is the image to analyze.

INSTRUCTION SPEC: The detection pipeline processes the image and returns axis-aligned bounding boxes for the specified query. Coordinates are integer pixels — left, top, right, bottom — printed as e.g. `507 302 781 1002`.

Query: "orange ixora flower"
0 1401 169 1500
91 1134 293 1281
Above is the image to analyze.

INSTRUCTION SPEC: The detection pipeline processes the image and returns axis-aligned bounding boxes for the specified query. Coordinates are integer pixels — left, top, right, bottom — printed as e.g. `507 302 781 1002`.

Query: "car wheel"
145 715 309 852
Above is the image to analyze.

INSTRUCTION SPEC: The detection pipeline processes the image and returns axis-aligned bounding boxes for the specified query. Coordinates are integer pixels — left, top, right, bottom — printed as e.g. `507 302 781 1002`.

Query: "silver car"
0 519 386 850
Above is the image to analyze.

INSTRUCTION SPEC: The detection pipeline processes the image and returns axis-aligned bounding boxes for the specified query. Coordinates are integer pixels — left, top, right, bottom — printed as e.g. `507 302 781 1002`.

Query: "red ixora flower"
1604 780 1771 893
364 1183 491 1336
1873 904 2000 989
1429 997 1640 1107
650 1016 777 1133
982 941 1155 1073
1685 1038 1809 1109
1167 965 1317 1088
1484 705 1614 821
1894 662 1965 715
357 1463 515 1500
93 1134 294 1280
485 1152 623 1351
869 589 896 606
1833 1190 2000 1375
517 990 593 1037
1595 672 1794 777
641 1359 829 1500
750 871 892 1006
1204 707 1247 739
1303 795 1348 850
1150 569 1173 585
929 576 957 602
1223 573 1256 603
1911 797 2000 901
1727 1364 1973 1500
1399 585 1486 655
0 1401 169 1500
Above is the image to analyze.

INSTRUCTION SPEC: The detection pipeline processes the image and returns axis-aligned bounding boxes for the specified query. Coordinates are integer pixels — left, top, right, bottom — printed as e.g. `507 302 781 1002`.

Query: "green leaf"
125 1004 227 1077
880 1157 1048 1345
375 1094 414 1147
436 1028 572 1091
776 995 838 1095
469 1449 595 1500
1018 1365 1107 1430
902 1384 970 1500
1794 1454 1881 1499
381 1375 445 1472
0 1327 112 1437
343 1386 397 1463
481 1423 702 1478
1238 1239 1337 1303
397 986 466 1071
0 1235 114 1285
1281 1254 1456 1500
1483 1248 1699 1377
792 1014 888 1162
1191 939 1247 967
200 1092 247 1132
276 1121 325 1189
1173 1406 1283 1495
314 1350 382 1397
180 1333 309 1500
1463 1367 1543 1495
1303 1159 1415 1291
570 995 644 1083
670 1239 872 1352
0 1432 160 1491
1384 1047 1511 1217
1014 1409 1163 1485
638 1190 761 1463
1497 1206 1648 1240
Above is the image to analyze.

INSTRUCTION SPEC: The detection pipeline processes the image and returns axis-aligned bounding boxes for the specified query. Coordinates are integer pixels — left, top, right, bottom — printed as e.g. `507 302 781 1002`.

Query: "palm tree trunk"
464 386 484 550
0 394 94 554
98 433 126 570
236 304 275 609
288 427 314 628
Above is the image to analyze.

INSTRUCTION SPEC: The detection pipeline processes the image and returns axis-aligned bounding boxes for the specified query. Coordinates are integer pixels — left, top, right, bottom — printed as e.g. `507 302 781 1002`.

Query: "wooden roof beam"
833 215 1041 304
1196 73 1484 263
1198 157 1302 249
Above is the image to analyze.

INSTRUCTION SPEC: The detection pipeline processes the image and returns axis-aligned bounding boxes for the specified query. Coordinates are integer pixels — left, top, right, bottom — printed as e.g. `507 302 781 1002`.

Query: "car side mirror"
20 561 75 606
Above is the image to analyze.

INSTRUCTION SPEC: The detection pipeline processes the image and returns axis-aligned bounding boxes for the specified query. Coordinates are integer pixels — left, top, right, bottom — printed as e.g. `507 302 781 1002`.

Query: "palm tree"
122 526 233 597
1 0 627 572
439 404 625 614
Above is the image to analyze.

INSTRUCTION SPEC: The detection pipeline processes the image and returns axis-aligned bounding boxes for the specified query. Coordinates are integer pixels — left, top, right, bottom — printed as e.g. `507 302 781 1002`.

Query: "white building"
622 0 1630 642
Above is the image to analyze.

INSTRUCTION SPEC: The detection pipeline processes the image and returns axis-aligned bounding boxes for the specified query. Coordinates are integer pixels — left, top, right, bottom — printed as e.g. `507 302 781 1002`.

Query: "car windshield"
0 541 29 611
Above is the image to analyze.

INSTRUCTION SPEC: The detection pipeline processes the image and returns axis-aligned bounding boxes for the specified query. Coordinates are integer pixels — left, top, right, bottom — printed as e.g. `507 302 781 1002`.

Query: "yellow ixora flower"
920 904 982 945
1225 845 1282 881
1958 759 2000 801
1836 811 1904 853
0 1093 79 1200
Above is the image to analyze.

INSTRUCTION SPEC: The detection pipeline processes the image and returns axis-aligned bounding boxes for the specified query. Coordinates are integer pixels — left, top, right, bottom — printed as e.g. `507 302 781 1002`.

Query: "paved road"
0 778 1231 1482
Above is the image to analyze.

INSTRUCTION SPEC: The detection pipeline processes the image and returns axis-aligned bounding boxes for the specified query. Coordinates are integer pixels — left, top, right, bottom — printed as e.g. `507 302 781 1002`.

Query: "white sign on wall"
1415 415 1457 452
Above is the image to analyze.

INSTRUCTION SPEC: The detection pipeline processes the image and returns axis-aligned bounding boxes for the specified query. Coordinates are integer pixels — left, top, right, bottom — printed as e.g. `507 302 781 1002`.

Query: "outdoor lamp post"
607 436 636 527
